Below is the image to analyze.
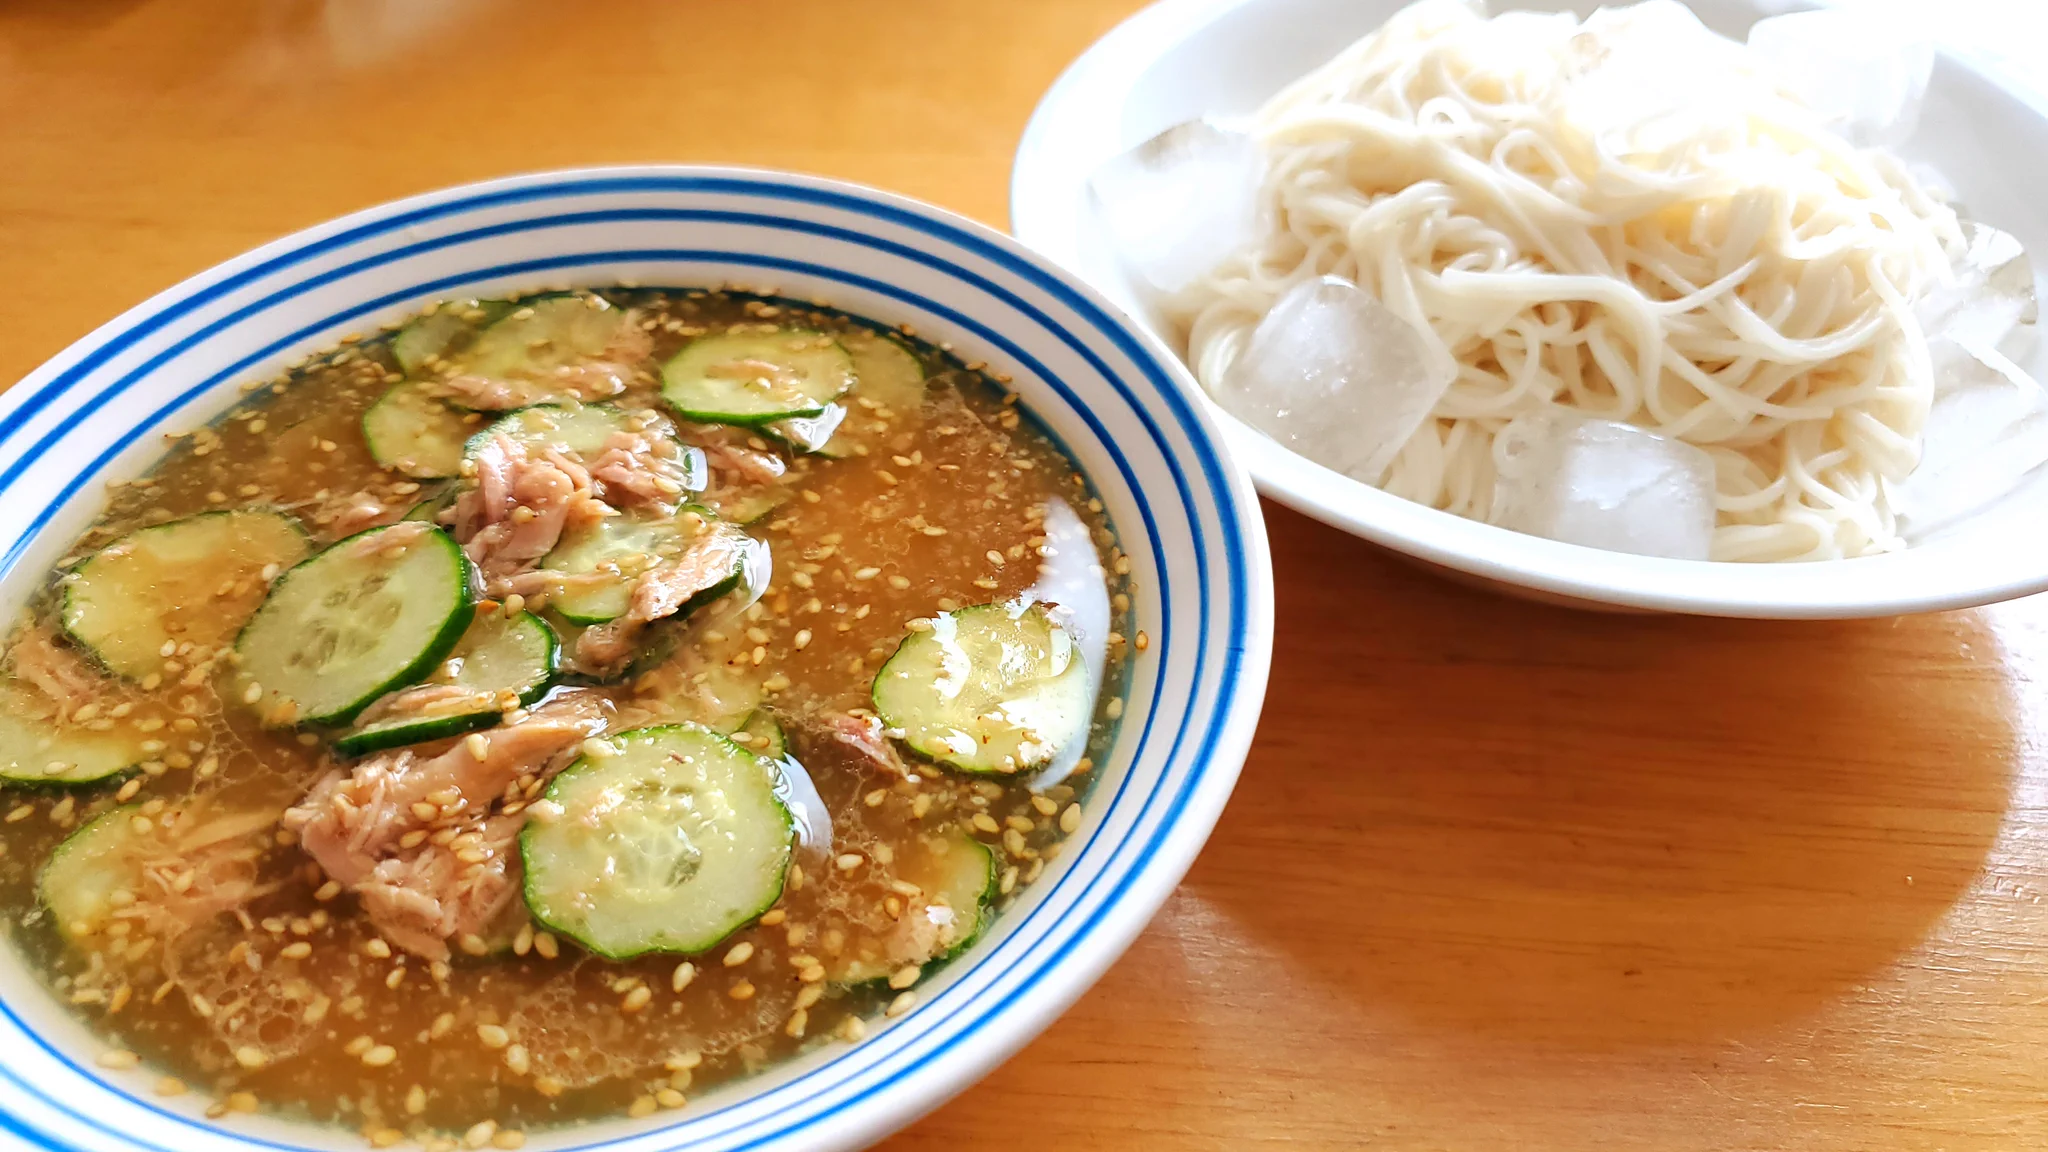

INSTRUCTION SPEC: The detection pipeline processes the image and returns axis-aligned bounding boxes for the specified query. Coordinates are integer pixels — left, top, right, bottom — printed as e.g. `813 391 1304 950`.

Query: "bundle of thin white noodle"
1177 0 1966 561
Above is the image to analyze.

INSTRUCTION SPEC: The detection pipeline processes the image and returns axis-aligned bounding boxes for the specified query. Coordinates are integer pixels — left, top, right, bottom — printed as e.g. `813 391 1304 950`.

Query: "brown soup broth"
0 287 1132 1141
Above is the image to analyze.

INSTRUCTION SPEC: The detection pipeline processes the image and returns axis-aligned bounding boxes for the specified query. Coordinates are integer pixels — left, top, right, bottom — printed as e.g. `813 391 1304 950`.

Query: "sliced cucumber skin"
60 509 310 682
39 803 139 940
0 700 142 787
520 723 794 960
332 610 559 756
464 403 632 461
390 299 512 374
234 523 476 726
871 602 1092 776
363 381 472 479
660 330 855 426
829 833 996 984
451 294 631 404
541 515 693 626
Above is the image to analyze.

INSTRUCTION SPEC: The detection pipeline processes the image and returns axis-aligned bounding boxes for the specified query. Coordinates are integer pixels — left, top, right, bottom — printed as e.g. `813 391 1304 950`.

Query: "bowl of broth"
0 167 1272 1152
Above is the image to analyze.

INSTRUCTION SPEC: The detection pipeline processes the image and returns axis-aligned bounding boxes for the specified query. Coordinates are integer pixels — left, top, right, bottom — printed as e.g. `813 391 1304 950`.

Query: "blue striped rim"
0 174 1253 1152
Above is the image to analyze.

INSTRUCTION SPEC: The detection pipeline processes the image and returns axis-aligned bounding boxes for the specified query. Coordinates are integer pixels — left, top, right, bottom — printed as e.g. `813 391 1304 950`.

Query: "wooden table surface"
7 2 2048 1149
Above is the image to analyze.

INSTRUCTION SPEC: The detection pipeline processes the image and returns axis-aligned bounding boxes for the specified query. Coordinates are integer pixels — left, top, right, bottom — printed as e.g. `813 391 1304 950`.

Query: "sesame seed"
971 812 999 834
361 1045 397 1067
672 962 697 992
1061 803 1083 833
852 567 880 580
155 1077 186 1097
723 942 754 967
344 1035 374 1056
228 1092 258 1114
835 853 864 872
96 1049 139 1070
621 986 653 1013
405 1085 427 1115
729 981 756 1000
235 1046 268 1069
504 1044 530 1075
886 991 917 1017
492 1133 525 1150
477 1024 510 1049
365 938 392 959
533 931 559 960
280 941 311 960
889 965 921 990
464 1120 498 1148
629 1096 658 1119
465 733 490 759
370 1128 404 1148
657 1087 688 1110
1135 630 1150 651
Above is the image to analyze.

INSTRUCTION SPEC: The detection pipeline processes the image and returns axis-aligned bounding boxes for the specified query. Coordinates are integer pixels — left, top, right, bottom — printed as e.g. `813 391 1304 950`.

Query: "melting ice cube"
1087 118 1264 296
1894 341 2048 536
1920 221 2038 360
1491 411 1717 560
1746 8 1933 146
1210 276 1453 482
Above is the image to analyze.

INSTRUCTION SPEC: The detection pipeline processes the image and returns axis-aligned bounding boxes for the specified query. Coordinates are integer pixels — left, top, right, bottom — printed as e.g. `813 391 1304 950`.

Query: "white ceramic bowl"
0 168 1272 1152
1012 0 2048 618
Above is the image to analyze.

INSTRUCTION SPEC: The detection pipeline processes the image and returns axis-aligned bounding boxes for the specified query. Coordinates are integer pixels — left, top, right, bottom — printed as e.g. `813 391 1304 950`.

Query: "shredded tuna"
71 800 282 940
355 811 525 961
354 682 500 726
587 428 697 511
286 693 607 956
10 627 103 713
572 530 750 670
823 712 912 778
450 435 604 580
327 491 397 537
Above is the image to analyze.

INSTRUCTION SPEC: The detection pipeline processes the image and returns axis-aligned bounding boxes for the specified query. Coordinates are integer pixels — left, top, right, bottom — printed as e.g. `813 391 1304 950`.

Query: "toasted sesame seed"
621 986 653 1013
96 1049 139 1070
535 1076 566 1098
155 1077 186 1097
835 853 864 872
465 733 490 759
1060 803 1082 833
344 1035 374 1056
234 1046 267 1069
364 938 392 959
228 1092 258 1114
370 1128 405 1148
361 1045 397 1067
280 941 312 960
723 942 755 967
657 1087 688 1110
629 1096 658 1119
477 1024 510 1049
491 1133 525 1150
729 981 756 1000
405 1085 427 1115
889 964 922 990
504 1043 530 1075
533 931 559 960
464 1120 498 1148
971 812 999 834
886 991 917 1017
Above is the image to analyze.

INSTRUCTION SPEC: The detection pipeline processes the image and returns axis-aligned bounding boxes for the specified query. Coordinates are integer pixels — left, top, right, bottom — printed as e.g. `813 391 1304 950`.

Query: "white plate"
1012 0 2048 618
0 166 1272 1152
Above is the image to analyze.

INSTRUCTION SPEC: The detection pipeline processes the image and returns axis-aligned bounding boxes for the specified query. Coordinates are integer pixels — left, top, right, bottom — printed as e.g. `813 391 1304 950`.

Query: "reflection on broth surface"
0 288 1130 1144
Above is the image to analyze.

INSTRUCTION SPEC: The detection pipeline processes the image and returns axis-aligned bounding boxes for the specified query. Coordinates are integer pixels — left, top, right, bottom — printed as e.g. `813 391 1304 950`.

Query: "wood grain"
4 2 2047 1148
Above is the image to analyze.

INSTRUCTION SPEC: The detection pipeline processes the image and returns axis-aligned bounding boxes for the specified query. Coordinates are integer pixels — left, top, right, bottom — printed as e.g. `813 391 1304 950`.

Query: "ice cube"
1920 221 2038 361
1087 118 1263 297
1210 276 1453 482
1491 411 1717 560
1893 340 2048 535
1746 9 1933 146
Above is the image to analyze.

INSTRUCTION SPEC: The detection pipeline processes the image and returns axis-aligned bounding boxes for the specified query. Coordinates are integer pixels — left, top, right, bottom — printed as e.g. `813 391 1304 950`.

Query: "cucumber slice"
728 710 787 760
765 403 847 456
845 330 928 413
61 510 309 681
448 294 632 404
661 330 855 426
465 403 632 462
364 380 471 478
0 687 146 786
233 522 475 726
39 800 278 942
521 724 794 959
334 609 559 756
871 602 1092 776
827 831 996 983
543 514 753 626
403 485 456 524
701 486 790 526
391 299 512 375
